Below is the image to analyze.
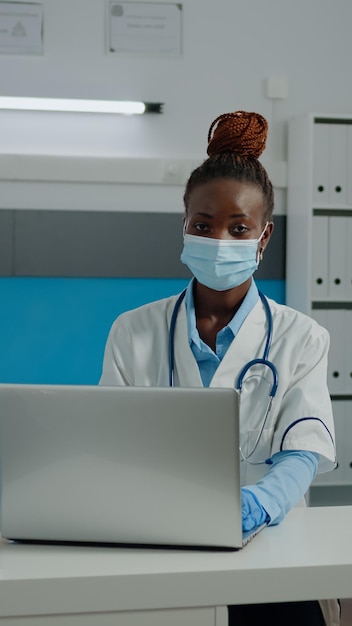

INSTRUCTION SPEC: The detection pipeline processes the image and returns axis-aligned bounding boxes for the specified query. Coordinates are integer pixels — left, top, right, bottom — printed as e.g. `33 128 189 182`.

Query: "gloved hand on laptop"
241 450 320 531
241 488 269 531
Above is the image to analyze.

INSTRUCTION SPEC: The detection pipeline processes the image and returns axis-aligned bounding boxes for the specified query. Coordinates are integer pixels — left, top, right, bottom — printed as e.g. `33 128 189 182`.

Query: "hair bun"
207 110 268 159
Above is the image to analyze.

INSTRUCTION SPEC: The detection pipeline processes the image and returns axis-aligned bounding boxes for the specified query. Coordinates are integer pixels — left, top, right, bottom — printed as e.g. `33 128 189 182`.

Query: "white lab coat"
100 293 336 486
100 292 340 625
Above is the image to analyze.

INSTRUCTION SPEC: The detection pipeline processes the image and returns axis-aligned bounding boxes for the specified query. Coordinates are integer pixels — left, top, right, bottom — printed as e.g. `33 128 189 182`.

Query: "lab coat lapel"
210 299 266 387
172 300 203 387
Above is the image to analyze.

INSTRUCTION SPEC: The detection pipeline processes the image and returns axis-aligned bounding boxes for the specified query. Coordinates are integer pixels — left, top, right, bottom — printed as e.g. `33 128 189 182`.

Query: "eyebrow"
192 212 248 219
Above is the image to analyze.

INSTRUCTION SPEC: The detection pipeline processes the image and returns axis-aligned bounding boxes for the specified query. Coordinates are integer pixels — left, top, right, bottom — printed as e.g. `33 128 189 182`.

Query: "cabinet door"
311 216 328 299
313 309 351 395
313 124 330 205
326 309 345 394
328 124 348 205
348 125 352 205
342 400 352 485
313 123 349 206
344 310 352 393
328 216 349 299
347 218 352 298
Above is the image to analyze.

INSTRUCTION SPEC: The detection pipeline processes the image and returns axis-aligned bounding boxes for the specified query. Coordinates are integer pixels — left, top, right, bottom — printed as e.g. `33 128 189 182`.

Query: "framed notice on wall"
0 1 43 55
107 1 182 56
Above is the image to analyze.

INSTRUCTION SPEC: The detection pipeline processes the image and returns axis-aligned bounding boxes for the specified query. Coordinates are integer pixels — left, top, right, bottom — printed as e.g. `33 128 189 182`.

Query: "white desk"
0 506 351 626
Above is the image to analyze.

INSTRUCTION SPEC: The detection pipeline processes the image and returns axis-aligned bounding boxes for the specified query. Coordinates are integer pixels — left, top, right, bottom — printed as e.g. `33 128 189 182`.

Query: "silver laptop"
0 384 265 550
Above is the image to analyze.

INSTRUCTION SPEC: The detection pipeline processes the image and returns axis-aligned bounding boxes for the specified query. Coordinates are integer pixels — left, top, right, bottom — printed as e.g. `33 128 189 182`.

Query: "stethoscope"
168 288 279 463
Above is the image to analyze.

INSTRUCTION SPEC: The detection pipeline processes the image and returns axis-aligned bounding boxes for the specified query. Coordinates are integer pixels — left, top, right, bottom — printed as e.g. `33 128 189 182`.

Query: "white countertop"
0 506 352 618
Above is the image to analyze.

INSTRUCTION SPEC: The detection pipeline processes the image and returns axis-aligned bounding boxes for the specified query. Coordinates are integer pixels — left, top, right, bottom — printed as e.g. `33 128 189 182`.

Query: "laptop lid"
0 384 247 549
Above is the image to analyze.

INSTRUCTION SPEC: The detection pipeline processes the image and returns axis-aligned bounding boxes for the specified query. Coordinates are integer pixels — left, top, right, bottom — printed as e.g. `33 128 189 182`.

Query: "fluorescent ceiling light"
0 97 163 114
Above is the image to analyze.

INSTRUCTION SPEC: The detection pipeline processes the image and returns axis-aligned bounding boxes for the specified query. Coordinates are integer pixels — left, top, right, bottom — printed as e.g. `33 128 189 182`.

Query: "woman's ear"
262 221 274 247
259 221 274 260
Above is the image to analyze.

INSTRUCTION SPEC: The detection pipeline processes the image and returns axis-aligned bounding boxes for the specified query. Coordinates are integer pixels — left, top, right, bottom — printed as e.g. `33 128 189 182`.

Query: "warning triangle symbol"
12 21 26 37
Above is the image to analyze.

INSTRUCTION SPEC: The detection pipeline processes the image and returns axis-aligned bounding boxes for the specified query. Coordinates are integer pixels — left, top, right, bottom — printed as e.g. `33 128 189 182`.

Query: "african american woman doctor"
100 111 337 626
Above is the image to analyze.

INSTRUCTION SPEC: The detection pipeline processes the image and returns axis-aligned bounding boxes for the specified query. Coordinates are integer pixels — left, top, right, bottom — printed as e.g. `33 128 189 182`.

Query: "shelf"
330 395 352 401
313 208 352 216
312 302 352 309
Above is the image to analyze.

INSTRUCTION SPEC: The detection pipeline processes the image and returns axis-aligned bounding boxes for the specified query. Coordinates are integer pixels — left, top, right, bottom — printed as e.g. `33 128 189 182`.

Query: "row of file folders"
312 215 352 299
313 122 352 206
311 309 352 395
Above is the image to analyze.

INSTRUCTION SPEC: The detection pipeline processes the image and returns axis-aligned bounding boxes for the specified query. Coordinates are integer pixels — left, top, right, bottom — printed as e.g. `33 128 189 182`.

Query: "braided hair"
183 110 274 220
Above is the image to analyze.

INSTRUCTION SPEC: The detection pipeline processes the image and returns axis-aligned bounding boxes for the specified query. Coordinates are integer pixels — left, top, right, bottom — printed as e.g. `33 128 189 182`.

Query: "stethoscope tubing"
236 291 278 398
168 288 187 387
168 286 279 462
169 287 278 395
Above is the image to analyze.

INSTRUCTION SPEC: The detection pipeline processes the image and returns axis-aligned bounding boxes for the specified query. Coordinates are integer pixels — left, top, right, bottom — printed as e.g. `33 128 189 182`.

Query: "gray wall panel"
0 211 14 275
14 211 190 278
10 211 285 279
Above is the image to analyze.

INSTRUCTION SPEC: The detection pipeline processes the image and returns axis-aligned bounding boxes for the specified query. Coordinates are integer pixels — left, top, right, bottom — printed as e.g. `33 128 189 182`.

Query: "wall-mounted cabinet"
287 114 352 500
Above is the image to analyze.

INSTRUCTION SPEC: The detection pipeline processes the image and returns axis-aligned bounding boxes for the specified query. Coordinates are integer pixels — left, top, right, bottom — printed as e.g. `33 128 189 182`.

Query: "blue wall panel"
0 278 285 385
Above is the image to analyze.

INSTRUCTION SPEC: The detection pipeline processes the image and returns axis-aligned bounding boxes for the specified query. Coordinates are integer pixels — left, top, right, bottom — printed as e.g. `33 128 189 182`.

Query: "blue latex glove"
241 487 269 531
244 450 319 528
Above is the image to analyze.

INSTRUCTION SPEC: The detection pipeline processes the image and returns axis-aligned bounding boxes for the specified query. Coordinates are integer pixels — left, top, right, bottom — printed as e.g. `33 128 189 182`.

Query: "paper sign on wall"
0 1 43 55
108 1 182 56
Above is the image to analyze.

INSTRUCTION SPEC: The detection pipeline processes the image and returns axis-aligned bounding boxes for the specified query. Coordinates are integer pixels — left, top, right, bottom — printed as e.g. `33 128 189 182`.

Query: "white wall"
1 0 352 212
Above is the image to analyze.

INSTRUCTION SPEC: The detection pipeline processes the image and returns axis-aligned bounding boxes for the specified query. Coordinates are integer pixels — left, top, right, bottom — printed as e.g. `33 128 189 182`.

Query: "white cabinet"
287 114 352 495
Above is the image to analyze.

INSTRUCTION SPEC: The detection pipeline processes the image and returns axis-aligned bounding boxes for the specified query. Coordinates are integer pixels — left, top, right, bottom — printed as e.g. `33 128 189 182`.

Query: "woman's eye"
193 223 209 232
232 225 249 235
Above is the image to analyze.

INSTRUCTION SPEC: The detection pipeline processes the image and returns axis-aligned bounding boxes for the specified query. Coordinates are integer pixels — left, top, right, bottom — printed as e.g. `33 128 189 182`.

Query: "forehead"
187 179 265 218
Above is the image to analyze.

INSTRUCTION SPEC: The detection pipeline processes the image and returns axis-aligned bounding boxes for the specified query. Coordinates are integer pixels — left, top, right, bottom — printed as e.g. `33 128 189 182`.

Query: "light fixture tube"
0 97 163 115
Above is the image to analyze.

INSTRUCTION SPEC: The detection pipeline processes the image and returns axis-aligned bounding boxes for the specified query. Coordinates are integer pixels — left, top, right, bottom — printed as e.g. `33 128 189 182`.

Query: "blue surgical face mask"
180 224 268 291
